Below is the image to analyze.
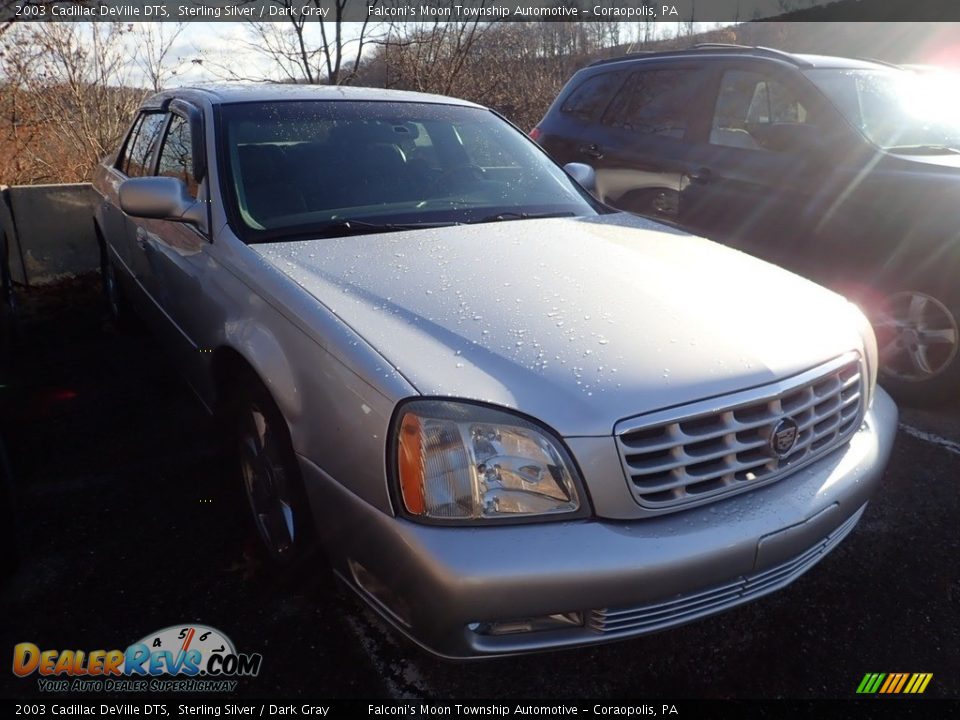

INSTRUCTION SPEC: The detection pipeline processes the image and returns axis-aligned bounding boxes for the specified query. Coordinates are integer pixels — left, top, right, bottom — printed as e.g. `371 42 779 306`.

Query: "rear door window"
156 114 198 198
603 68 706 140
122 112 167 177
116 115 144 175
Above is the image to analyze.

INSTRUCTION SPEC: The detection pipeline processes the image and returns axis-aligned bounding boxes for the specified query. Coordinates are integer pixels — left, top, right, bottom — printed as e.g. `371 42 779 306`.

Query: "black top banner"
4 0 960 24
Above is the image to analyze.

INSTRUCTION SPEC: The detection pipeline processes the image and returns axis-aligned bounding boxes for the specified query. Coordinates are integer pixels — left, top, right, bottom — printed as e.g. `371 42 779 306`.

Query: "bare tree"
0 21 183 183
212 1 385 85
378 13 488 97
135 22 189 93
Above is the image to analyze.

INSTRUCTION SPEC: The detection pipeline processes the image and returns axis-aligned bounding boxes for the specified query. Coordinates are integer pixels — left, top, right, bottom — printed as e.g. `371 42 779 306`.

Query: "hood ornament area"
769 418 800 459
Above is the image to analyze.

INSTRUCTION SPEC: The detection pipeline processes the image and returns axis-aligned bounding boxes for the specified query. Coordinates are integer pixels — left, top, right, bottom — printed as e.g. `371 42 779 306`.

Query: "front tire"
233 379 316 569
96 226 137 332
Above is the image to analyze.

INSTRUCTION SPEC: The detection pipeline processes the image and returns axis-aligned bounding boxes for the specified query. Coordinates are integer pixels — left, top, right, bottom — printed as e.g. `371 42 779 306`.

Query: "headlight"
849 301 879 408
393 400 584 522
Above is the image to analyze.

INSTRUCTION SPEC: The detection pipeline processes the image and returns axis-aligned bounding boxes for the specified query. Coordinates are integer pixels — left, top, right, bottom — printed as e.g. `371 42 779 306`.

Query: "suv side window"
603 68 704 139
123 112 167 177
561 72 623 121
156 114 198 197
711 70 811 152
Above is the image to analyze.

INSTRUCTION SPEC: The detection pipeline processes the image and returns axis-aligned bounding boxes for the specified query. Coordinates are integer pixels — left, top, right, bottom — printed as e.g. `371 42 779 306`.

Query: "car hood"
252 214 864 436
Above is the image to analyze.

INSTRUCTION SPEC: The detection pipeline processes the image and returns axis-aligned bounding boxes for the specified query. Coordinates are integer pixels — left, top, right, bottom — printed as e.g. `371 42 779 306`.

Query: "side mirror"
119 177 204 226
563 162 597 195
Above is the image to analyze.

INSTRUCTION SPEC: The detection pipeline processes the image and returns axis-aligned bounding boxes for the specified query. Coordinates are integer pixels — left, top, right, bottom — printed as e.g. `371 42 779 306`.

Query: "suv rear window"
561 72 624 121
603 68 704 139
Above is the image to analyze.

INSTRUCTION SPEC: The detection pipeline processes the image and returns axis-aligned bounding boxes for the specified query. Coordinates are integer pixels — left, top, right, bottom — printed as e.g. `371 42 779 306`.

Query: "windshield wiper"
466 211 577 225
319 219 460 237
251 212 578 244
254 219 459 243
884 144 960 155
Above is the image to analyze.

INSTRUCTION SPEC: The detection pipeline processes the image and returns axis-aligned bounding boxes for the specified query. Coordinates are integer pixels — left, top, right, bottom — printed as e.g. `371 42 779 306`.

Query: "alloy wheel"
238 405 297 560
874 291 960 382
104 263 121 320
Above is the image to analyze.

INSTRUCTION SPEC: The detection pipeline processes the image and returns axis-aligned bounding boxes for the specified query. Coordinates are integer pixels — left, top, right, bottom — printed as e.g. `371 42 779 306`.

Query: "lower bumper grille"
587 504 866 635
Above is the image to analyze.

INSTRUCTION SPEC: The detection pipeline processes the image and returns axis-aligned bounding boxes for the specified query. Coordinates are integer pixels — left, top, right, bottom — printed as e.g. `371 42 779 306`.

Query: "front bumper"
299 388 898 659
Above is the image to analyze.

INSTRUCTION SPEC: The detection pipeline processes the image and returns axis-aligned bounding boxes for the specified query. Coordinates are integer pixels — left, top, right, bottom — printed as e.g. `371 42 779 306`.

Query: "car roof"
585 45 896 73
141 82 485 110
792 54 898 70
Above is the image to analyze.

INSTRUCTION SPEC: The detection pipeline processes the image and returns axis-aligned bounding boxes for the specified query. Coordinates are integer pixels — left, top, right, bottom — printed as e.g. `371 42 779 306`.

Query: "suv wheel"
618 187 680 220
874 289 960 404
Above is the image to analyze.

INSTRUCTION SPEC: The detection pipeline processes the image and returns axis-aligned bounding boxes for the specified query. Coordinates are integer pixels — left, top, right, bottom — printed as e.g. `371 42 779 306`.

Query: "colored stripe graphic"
879 674 896 693
857 672 932 694
893 673 909 693
856 673 885 693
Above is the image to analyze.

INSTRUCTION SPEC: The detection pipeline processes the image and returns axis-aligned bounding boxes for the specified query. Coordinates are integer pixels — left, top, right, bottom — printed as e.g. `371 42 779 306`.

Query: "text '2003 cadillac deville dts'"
92 84 897 658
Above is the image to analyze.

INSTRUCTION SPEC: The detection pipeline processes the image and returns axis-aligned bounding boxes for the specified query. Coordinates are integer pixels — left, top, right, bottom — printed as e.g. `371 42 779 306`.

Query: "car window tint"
117 115 145 175
603 69 703 139
561 72 623 121
221 101 597 239
124 112 167 177
405 122 440 168
711 70 811 152
454 122 520 168
157 114 198 197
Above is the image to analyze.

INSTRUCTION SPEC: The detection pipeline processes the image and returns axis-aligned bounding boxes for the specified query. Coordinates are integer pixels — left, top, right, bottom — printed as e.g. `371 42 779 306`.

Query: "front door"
680 64 830 275
135 109 214 399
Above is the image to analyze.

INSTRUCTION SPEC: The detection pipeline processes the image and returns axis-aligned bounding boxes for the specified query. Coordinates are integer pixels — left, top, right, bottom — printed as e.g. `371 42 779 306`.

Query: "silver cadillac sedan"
92 84 897 659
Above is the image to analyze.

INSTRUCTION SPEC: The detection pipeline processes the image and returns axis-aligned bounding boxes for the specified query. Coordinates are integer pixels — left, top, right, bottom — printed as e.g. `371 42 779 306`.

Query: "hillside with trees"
2 17 960 186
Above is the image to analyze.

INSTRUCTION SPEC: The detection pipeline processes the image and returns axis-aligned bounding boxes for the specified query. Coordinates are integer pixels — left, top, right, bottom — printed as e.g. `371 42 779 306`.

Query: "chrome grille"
616 353 863 511
587 504 865 636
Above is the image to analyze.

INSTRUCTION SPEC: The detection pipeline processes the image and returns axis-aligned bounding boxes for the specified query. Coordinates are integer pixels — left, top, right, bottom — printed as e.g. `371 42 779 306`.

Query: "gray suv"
93 84 897 658
535 45 960 404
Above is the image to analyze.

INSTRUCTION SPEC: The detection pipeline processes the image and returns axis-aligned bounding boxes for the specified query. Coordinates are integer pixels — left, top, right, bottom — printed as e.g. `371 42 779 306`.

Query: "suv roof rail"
588 44 811 69
854 56 903 69
587 51 659 67
689 42 753 50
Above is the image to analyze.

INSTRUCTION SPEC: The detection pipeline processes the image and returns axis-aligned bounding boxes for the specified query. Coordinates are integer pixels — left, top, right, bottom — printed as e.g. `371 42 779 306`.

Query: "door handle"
579 143 604 160
688 167 713 185
135 227 148 250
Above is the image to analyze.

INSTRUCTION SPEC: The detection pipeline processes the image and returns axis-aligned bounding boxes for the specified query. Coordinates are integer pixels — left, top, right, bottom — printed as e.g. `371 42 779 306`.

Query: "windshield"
218 100 598 242
805 67 960 152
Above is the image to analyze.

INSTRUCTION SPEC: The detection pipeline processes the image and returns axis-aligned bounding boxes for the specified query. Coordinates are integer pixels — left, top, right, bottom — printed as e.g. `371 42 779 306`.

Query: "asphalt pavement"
0 279 957 700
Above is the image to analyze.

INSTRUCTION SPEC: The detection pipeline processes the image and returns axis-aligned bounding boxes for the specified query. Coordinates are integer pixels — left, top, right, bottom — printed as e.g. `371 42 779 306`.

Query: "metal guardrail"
0 183 100 287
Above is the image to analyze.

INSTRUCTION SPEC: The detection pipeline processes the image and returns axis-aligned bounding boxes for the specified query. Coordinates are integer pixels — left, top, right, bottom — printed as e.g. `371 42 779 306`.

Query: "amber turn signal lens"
397 412 425 515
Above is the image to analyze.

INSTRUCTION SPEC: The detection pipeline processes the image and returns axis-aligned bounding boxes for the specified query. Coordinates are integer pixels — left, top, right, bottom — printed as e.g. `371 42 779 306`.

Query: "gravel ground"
1 280 957 701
